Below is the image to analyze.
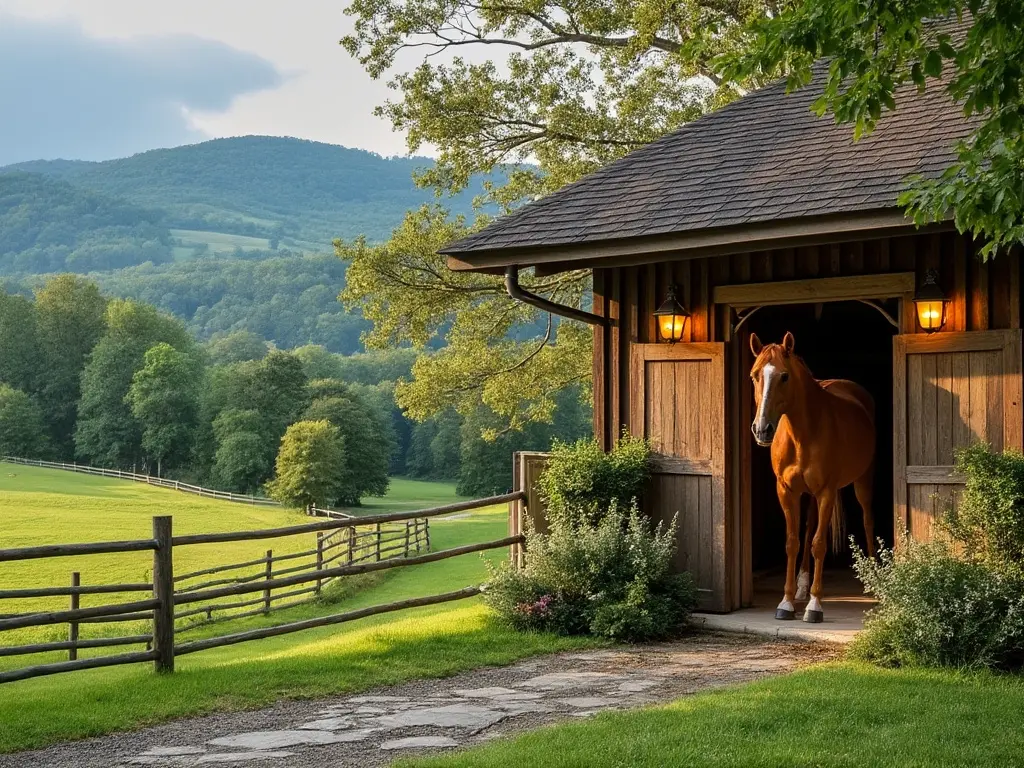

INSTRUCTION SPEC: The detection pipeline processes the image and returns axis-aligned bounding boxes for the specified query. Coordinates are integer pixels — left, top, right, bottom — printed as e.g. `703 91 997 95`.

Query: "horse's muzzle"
751 422 775 447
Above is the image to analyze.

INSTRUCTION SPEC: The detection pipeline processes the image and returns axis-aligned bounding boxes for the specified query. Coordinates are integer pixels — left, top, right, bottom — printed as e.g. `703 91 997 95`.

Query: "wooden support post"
152 516 174 674
375 523 382 562
315 533 324 595
404 521 411 558
347 527 355 563
68 572 80 661
263 550 273 614
425 519 431 552
415 520 422 553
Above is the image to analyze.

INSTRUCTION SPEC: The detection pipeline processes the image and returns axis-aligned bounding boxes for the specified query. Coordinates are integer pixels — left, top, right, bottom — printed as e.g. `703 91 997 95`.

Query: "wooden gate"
893 330 1023 541
629 343 727 611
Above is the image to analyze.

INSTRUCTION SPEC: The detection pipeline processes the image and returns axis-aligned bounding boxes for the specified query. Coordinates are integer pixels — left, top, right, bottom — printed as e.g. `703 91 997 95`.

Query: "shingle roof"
442 65 974 257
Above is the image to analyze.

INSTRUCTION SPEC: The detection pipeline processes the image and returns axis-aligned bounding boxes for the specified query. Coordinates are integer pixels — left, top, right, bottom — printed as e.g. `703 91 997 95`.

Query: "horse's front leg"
775 481 802 620
805 487 836 624
796 496 816 602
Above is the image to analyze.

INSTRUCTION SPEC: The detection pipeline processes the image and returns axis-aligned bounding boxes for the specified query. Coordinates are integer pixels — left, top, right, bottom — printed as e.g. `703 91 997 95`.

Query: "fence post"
347 527 355 564
375 523 382 562
68 572 80 661
404 521 411 558
263 550 273 614
315 533 324 595
425 519 431 552
152 515 175 674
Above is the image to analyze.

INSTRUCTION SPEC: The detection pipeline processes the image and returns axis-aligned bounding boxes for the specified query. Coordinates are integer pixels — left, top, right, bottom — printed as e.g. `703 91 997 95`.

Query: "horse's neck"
783 366 826 439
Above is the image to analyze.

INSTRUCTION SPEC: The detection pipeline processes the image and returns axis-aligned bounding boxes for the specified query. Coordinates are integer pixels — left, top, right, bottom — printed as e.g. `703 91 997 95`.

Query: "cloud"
0 14 285 165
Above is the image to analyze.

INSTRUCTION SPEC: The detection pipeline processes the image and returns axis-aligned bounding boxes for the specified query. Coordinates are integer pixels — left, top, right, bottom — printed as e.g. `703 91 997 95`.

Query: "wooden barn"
441 67 1023 614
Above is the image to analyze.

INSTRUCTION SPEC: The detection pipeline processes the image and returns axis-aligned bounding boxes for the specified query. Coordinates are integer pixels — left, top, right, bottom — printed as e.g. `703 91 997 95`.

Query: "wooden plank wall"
592 231 1020 447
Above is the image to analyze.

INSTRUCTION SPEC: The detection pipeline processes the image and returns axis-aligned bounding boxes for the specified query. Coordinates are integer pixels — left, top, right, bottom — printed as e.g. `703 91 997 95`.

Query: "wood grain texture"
713 273 915 308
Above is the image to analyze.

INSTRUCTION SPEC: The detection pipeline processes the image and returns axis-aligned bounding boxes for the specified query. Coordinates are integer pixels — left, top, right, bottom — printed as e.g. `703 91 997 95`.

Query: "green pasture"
0 465 592 753
169 228 272 258
403 663 1024 768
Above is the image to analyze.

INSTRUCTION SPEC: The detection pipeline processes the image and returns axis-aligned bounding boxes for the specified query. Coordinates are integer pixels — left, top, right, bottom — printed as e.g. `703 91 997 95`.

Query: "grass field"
0 465 594 753
169 228 272 258
402 663 1024 768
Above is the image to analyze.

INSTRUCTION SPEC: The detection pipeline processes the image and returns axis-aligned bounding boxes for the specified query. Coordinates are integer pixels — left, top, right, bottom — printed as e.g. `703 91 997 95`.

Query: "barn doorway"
741 299 897 614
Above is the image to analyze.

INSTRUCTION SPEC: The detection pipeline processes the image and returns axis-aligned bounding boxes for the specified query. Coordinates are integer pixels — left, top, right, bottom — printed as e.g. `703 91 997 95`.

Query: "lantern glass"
653 285 690 343
913 268 949 334
658 313 687 342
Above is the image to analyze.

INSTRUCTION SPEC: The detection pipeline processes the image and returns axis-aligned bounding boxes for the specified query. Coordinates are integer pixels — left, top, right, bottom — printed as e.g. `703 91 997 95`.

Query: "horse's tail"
830 493 846 554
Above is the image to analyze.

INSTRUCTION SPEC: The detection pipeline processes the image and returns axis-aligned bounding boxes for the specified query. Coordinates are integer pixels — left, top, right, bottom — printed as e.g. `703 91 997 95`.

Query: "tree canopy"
720 4 1024 258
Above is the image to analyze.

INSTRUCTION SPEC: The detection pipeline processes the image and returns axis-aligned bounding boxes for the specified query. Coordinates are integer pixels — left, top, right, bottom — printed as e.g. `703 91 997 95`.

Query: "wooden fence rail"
2 456 281 507
0 491 524 685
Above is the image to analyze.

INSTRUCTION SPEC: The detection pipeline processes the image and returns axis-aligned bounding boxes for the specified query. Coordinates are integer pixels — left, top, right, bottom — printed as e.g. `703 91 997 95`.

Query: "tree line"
0 276 590 504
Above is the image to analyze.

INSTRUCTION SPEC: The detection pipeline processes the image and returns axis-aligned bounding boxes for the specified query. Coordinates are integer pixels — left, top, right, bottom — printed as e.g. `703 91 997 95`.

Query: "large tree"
0 385 48 458
720 3 1024 258
126 343 201 476
34 275 108 456
339 0 771 432
266 420 348 509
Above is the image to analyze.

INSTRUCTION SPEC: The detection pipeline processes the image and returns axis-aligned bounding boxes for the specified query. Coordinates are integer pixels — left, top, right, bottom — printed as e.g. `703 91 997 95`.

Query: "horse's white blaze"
795 570 810 601
754 363 778 433
806 596 823 613
777 598 794 613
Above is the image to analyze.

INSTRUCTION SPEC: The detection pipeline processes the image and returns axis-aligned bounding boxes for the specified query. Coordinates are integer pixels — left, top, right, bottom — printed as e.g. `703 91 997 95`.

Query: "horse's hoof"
803 609 824 624
775 609 795 621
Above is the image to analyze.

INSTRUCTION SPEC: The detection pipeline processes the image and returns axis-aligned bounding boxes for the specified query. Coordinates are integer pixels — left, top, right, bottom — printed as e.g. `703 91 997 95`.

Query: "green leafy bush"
485 505 697 642
851 537 1024 670
943 445 1024 578
538 434 650 528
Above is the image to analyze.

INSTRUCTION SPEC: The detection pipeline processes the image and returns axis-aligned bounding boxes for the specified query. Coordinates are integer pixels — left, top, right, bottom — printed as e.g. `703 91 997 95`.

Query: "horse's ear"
749 333 763 356
782 331 796 355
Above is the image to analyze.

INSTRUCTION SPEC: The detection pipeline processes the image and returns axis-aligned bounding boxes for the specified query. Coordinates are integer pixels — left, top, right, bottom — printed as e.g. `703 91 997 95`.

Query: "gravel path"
3 633 839 768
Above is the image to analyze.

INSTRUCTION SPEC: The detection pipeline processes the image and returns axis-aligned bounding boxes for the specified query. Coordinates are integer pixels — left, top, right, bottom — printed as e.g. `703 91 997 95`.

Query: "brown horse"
749 332 876 623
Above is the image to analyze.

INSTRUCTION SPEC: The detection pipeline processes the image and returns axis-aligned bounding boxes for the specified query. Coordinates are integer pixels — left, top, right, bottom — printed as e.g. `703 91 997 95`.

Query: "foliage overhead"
719 4 1024 258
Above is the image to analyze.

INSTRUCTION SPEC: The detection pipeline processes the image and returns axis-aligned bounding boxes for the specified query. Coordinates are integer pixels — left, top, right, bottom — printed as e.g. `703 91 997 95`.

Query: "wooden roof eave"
444 208 955 276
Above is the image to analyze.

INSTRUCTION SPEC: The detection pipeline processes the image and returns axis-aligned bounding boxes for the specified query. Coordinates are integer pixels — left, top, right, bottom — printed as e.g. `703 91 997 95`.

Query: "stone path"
4 633 838 768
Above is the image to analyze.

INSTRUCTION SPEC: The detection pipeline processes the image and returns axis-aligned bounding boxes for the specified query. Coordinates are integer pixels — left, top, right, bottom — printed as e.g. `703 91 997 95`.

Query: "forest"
0 276 590 502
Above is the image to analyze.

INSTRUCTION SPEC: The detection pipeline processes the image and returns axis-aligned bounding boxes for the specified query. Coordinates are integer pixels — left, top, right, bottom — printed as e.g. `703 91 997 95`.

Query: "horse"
749 331 876 623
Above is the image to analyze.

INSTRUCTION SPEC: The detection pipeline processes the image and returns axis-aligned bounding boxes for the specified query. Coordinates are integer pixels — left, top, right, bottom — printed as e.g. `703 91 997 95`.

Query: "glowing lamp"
654 284 690 343
913 268 949 334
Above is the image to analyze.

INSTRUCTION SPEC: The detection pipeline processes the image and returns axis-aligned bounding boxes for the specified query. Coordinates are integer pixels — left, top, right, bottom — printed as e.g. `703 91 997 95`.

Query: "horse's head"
748 331 801 447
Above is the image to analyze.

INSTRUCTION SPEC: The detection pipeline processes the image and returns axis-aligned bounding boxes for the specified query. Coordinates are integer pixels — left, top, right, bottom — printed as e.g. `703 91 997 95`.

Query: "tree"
339 0 772 432
75 299 197 468
205 331 270 365
246 351 309 440
304 380 392 503
266 420 347 509
210 408 275 493
0 292 39 396
126 343 200 476
720 5 1024 258
34 275 108 457
0 385 48 458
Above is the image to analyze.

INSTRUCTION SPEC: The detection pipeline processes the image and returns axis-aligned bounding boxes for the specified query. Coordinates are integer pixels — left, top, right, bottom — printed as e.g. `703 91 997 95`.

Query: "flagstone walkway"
4 633 838 768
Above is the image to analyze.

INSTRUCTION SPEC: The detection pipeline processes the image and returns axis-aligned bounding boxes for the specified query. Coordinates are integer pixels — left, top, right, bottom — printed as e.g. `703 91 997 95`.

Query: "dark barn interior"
744 300 897 578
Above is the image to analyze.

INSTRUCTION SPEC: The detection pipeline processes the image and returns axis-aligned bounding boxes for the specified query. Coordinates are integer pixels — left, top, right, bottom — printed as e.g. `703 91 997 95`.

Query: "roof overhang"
444 208 955 276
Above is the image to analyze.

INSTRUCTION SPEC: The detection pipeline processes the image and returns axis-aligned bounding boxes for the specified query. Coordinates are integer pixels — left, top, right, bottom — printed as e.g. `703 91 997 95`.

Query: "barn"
441 65 1023 615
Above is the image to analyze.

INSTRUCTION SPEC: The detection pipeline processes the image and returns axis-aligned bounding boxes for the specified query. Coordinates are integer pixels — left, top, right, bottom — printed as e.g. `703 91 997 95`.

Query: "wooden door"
630 343 728 611
893 330 1023 541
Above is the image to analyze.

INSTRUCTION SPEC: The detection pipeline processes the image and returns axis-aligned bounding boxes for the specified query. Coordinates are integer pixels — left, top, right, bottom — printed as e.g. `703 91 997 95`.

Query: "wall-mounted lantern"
913 268 949 334
654 284 690 343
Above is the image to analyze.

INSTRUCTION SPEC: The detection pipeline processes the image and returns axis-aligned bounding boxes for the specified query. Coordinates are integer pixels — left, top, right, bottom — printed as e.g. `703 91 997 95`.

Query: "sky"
0 1 409 166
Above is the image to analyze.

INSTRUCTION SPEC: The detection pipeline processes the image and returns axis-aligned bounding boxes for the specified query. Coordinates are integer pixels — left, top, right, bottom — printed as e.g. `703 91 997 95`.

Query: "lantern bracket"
855 299 899 330
732 306 763 335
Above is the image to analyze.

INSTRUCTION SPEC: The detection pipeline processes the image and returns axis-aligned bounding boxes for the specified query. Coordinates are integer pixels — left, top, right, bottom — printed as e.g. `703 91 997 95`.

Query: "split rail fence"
2 456 281 507
0 492 523 684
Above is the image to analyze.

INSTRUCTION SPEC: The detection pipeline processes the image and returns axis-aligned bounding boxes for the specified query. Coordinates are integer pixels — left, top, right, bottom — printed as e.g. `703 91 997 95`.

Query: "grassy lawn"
400 662 1024 768
0 465 595 753
169 229 272 255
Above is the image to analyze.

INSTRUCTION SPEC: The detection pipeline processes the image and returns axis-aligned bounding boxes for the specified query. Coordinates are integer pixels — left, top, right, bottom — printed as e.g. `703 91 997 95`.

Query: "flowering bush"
485 504 697 642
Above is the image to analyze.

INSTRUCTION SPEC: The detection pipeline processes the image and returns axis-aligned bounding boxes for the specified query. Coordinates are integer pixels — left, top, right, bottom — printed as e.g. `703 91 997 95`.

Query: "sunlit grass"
401 663 1024 768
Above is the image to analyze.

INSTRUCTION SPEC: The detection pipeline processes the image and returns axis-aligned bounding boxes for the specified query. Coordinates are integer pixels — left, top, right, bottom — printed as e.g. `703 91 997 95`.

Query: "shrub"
485 504 697 642
943 445 1024 577
851 537 1024 670
538 434 650 528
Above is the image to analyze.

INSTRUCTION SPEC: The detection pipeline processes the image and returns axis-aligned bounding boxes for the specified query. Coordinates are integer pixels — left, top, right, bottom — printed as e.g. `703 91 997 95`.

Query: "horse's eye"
780 373 790 383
